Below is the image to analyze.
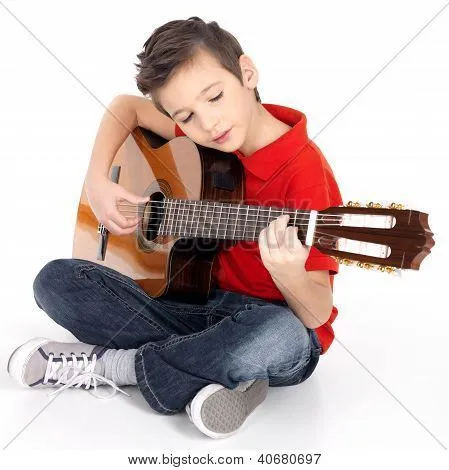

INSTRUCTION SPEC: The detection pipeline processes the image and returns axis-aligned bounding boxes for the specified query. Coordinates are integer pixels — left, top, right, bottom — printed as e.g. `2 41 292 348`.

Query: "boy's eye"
209 91 223 102
181 114 192 124
180 91 224 124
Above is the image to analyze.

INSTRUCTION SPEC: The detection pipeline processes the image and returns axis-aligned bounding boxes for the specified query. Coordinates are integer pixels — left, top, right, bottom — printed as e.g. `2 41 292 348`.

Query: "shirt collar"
233 103 309 181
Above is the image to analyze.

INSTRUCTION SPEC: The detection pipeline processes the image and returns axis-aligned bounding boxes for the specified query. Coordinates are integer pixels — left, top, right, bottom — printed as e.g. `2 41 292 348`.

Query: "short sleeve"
288 184 339 275
174 123 186 137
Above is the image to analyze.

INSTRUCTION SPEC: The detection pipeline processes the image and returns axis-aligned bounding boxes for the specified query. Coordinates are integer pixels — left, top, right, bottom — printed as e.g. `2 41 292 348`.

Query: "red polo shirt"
174 103 343 354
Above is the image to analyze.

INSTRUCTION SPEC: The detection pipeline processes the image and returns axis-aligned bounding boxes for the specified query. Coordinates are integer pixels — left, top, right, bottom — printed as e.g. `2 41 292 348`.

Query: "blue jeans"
32 258 322 415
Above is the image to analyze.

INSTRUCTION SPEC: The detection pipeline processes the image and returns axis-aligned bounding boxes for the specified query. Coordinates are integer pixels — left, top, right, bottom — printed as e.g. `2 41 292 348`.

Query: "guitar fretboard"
156 199 313 241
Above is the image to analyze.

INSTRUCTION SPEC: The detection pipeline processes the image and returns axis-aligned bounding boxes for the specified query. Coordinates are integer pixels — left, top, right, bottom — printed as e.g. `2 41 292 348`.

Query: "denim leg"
32 258 321 416
32 258 220 349
135 294 321 415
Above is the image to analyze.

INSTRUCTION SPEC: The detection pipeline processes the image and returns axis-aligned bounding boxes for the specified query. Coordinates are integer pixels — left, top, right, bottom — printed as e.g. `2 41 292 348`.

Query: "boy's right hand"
85 175 150 236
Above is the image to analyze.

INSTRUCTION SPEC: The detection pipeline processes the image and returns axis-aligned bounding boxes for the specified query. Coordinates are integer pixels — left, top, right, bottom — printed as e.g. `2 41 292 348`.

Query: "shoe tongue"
43 342 99 383
50 354 89 383
25 348 89 386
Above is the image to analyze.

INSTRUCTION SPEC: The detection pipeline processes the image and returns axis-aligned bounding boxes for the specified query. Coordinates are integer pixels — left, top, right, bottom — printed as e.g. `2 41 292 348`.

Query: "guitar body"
72 127 244 303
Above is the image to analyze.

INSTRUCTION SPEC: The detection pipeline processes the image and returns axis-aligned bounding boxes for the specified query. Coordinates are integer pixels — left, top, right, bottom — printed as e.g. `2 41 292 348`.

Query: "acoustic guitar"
72 127 435 303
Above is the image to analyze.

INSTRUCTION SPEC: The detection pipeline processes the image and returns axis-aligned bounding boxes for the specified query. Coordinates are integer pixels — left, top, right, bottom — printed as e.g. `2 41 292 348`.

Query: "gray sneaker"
7 337 130 399
186 379 269 439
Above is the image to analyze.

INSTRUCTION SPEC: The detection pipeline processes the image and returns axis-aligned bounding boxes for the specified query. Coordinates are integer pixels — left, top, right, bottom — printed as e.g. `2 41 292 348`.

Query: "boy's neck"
237 102 292 156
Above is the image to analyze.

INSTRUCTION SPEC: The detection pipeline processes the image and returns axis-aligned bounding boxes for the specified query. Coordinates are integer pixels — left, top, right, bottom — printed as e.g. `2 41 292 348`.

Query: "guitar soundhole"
143 191 165 241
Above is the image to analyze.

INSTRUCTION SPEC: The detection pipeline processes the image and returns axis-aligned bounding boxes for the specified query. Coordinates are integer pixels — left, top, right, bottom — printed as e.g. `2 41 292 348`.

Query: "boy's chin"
206 140 238 152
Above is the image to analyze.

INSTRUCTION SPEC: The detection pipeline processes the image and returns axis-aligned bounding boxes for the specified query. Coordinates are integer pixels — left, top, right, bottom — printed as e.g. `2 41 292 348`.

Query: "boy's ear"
239 54 258 90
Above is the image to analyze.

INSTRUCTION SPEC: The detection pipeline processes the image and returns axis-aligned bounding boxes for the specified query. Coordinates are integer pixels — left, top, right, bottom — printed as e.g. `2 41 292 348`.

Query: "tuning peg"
389 202 404 210
345 200 362 207
384 266 397 274
367 201 383 208
375 265 397 274
331 256 354 266
356 261 375 270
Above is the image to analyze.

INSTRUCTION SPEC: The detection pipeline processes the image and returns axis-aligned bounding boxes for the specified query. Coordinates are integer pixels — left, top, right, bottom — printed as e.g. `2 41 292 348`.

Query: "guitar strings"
115 206 344 226
113 201 344 241
99 208 345 243
97 200 349 243
115 214 343 226
99 220 344 242
99 213 343 243
98 223 340 245
116 200 345 220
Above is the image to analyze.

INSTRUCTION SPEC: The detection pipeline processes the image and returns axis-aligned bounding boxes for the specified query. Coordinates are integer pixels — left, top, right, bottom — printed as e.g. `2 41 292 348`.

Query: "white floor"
1 253 448 452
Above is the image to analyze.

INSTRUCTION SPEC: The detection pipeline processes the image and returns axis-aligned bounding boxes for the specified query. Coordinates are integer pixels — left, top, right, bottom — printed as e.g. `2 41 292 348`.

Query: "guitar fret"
182 199 190 237
242 205 249 240
201 201 207 238
180 200 185 236
175 200 181 235
209 202 215 238
190 201 196 237
200 201 205 237
233 204 240 239
204 202 210 238
184 200 191 237
217 202 223 239
253 206 260 241
176 200 181 236
224 203 231 239
188 200 195 237
195 201 201 237
185 200 190 236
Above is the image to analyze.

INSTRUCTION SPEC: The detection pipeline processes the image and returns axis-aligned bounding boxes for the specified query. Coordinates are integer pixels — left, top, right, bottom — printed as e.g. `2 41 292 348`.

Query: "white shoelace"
45 352 131 399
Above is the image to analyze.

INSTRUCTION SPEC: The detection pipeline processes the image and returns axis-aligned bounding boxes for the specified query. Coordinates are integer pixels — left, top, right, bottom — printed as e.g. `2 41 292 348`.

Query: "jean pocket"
156 298 211 315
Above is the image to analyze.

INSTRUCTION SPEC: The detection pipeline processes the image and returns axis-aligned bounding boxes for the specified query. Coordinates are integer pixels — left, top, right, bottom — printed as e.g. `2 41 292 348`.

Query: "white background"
0 0 448 464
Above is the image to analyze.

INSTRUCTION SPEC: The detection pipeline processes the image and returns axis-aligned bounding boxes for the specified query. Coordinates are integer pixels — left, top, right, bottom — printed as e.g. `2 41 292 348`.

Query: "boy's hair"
134 16 261 119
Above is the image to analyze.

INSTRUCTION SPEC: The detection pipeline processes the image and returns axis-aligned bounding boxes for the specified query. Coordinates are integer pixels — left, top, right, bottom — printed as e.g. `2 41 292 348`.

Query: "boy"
7 16 342 439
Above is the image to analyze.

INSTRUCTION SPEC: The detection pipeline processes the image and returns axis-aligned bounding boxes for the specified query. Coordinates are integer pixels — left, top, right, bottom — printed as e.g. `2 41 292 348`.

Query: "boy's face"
157 48 259 152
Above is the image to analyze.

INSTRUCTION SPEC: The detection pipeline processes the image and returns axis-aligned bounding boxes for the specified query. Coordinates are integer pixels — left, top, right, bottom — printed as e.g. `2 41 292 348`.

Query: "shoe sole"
189 379 268 439
7 337 51 387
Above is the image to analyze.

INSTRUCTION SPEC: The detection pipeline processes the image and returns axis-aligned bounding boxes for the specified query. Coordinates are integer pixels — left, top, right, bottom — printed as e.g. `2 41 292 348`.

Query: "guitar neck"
156 198 320 243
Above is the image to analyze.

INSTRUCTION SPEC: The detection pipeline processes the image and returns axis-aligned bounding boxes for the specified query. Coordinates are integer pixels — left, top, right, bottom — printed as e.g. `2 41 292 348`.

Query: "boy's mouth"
212 128 232 143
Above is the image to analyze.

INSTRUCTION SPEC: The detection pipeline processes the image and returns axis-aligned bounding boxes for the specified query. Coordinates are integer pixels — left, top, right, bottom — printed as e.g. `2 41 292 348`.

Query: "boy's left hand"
258 214 310 279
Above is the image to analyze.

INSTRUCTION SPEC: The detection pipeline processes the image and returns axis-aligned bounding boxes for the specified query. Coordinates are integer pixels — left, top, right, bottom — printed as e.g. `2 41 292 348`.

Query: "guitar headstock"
314 200 435 274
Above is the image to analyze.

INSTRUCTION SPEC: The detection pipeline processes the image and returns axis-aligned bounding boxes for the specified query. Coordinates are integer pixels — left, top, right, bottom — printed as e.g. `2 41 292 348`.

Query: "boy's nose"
200 116 220 133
